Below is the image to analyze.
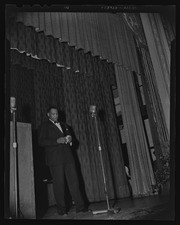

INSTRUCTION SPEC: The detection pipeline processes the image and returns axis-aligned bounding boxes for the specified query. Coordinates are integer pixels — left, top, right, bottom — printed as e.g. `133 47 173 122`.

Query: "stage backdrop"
10 48 130 202
7 13 159 199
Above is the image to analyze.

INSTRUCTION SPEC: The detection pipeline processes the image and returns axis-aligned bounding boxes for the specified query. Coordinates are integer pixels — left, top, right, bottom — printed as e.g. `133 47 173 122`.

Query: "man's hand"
65 135 72 144
57 137 66 144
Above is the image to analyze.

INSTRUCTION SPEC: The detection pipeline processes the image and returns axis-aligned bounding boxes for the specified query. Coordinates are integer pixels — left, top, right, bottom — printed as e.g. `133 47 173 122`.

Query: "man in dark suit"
38 106 89 215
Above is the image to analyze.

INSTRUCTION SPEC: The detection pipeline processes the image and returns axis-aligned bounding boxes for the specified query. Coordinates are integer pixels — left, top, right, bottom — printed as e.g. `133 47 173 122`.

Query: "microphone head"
89 105 96 114
10 97 16 108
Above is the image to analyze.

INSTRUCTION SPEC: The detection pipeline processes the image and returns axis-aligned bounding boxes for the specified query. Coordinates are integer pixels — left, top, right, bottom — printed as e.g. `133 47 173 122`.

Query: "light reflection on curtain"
114 65 156 196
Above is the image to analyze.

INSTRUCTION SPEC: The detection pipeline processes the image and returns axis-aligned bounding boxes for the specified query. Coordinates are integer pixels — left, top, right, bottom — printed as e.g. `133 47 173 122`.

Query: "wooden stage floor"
40 194 173 220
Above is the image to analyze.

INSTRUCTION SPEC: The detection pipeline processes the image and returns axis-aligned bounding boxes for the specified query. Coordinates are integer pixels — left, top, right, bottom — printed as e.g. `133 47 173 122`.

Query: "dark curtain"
8 17 130 202
10 48 130 202
62 54 129 201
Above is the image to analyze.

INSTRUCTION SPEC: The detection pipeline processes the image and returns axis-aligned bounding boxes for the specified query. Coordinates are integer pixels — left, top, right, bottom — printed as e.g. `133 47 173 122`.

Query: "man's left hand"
65 135 72 144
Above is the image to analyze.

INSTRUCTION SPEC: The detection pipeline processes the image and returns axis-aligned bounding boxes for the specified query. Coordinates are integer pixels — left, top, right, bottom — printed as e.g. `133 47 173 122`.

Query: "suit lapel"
60 122 66 134
48 120 64 134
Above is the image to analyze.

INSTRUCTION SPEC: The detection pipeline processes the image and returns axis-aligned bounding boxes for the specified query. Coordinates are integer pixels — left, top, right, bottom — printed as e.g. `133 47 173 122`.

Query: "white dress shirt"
49 119 63 133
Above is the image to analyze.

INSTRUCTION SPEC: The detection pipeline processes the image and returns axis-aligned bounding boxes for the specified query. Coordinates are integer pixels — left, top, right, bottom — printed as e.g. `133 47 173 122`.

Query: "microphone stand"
90 110 120 215
10 106 23 219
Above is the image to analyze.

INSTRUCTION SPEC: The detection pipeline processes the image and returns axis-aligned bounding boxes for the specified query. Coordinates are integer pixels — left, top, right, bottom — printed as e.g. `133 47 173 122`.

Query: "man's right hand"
57 137 66 144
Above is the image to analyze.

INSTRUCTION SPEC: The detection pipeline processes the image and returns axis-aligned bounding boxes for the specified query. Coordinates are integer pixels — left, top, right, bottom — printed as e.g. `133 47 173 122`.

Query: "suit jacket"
38 120 74 166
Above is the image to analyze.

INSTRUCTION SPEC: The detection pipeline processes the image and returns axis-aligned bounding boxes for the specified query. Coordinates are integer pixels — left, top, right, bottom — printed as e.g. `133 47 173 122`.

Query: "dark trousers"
49 162 84 210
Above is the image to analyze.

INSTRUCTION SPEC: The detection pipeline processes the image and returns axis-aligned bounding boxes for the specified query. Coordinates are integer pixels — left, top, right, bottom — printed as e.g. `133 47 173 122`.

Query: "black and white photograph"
4 4 176 221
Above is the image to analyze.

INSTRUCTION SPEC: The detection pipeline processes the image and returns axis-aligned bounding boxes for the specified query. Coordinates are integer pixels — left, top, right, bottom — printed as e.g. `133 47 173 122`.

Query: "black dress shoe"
57 207 67 216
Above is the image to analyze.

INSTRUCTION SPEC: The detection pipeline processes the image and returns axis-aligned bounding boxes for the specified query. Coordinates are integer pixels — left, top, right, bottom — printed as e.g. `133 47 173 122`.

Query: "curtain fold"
109 15 123 65
140 13 171 136
114 65 156 196
139 47 169 154
67 13 77 47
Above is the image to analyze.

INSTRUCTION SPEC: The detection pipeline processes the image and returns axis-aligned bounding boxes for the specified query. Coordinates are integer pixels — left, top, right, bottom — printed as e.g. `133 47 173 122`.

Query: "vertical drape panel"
66 13 77 47
97 60 130 197
128 33 141 74
8 17 18 49
140 13 170 135
116 16 130 68
88 13 100 56
99 14 112 60
82 13 94 53
61 42 71 68
36 31 46 59
61 54 129 201
149 13 170 79
31 12 40 28
10 64 36 128
96 13 107 58
38 12 45 32
140 47 169 153
59 13 69 42
50 12 61 38
53 39 64 66
122 22 135 70
81 13 90 52
105 14 119 64
114 65 156 197
104 14 113 62
44 35 56 63
119 16 132 66
44 12 53 35
73 13 84 49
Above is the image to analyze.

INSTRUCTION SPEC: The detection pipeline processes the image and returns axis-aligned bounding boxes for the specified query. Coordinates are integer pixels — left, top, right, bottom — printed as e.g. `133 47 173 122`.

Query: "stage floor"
41 194 173 220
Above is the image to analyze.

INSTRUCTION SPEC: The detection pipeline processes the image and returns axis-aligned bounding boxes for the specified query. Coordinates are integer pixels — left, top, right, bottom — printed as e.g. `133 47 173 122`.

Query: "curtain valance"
7 12 141 74
7 18 116 85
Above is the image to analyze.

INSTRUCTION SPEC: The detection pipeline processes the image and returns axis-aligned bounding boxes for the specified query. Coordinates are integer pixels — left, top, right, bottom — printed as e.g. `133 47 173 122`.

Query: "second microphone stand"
10 106 24 219
90 111 120 215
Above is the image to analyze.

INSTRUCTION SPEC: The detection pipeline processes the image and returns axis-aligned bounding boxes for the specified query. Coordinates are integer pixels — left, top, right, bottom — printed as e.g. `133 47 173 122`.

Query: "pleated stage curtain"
10 50 65 129
137 46 170 157
62 57 130 201
114 65 156 197
10 48 130 202
140 13 171 136
7 12 158 198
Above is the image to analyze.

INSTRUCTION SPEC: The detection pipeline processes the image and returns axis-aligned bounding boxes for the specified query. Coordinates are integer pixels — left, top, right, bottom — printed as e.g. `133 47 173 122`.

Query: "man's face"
48 108 58 122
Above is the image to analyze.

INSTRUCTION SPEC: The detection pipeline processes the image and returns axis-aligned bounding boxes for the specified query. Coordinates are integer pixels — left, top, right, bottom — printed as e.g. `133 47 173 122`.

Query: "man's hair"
46 106 59 114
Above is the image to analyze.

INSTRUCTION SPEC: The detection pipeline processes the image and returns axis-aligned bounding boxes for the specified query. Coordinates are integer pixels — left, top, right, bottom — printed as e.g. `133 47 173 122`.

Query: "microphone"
90 105 96 117
10 97 16 112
